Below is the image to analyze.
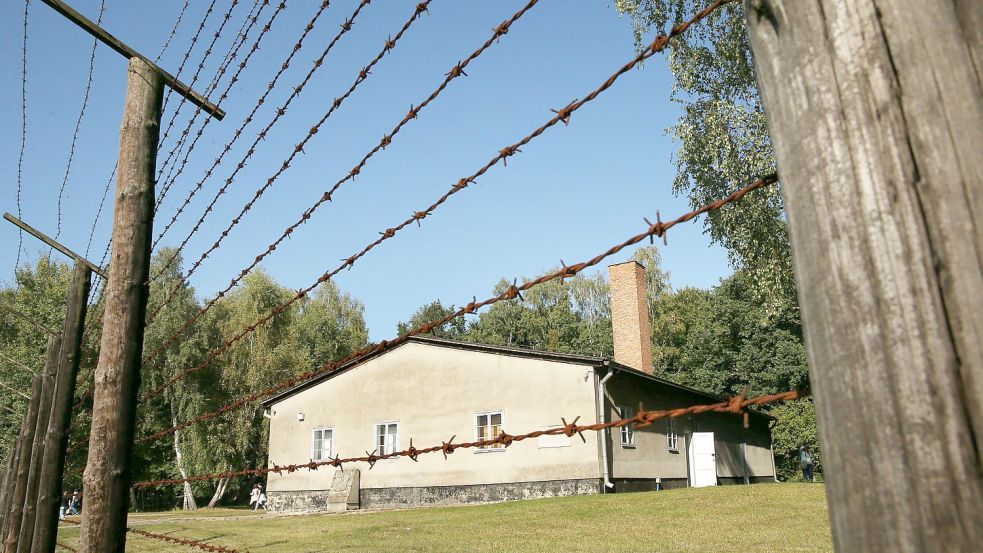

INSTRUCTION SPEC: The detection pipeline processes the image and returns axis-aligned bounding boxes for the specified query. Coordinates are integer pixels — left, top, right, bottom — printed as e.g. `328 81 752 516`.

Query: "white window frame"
311 427 333 461
666 418 679 452
374 421 399 457
619 405 635 448
474 410 506 453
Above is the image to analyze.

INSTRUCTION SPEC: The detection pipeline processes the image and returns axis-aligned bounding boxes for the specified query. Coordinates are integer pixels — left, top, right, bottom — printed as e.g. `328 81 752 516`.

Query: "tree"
0 257 73 460
615 1 793 308
396 301 466 340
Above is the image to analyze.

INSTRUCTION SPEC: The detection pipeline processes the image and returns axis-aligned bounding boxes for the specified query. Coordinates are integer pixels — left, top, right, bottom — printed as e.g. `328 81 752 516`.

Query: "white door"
688 432 717 487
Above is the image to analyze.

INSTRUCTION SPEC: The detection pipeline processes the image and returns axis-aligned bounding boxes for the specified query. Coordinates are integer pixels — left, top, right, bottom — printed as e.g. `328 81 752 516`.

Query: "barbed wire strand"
127 528 239 553
134 388 803 489
55 542 77 553
147 0 335 257
67 0 335 435
146 0 529 338
155 0 260 197
53 0 106 241
136 170 777 444
15 0 31 269
155 0 262 196
147 0 372 277
83 164 116 258
59 519 235 553
140 0 720 393
159 0 218 126
155 0 284 213
154 0 193 63
154 0 244 183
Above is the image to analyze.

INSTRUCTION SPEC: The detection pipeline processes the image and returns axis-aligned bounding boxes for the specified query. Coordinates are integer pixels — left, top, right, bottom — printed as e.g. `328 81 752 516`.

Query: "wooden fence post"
743 0 983 551
32 264 91 553
78 57 161 553
8 336 61 553
0 376 42 552
0 434 21 541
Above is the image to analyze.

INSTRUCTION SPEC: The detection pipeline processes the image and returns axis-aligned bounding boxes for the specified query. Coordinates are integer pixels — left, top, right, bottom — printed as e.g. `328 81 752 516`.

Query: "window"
475 411 504 451
375 422 398 455
619 405 635 447
666 418 678 452
311 428 333 461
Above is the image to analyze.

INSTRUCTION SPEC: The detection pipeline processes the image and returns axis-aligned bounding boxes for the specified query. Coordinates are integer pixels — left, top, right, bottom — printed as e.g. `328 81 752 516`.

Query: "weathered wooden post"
0 433 22 540
32 264 91 553
743 0 983 551
78 57 161 553
0 376 42 551
32 2 224 550
11 335 61 553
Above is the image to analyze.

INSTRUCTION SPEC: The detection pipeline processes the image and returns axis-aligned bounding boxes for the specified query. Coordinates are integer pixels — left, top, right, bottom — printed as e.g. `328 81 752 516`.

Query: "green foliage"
615 0 814 479
0 256 74 460
397 301 467 339
616 0 794 310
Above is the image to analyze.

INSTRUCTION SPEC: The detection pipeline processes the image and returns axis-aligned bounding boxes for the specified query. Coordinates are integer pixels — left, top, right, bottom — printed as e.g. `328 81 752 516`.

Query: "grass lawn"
56 483 830 552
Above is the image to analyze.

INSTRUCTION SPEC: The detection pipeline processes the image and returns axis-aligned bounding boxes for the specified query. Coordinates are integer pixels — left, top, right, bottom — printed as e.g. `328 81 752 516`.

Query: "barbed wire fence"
6 1 827 552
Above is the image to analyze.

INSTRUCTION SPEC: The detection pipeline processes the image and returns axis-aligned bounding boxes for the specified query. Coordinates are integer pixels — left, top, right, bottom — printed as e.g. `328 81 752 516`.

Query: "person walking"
249 484 261 511
59 492 70 520
799 446 815 482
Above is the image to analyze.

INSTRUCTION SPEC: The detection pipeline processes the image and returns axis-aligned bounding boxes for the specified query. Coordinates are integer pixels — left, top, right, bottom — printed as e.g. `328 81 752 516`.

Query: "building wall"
604 372 775 483
265 342 601 495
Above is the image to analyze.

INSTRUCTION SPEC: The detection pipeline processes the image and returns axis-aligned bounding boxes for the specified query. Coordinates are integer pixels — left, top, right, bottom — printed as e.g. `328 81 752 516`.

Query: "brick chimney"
608 261 654 373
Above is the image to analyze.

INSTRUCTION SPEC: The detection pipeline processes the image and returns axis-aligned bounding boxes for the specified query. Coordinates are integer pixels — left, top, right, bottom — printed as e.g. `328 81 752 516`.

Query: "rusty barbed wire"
147 0 337 260
147 0 417 320
158 0 218 125
145 0 531 360
155 0 262 202
134 388 803 489
55 541 77 553
59 519 234 553
155 0 284 212
147 0 381 287
127 528 239 553
15 0 30 269
137 171 777 443
54 0 105 241
154 0 192 63
140 0 727 402
154 0 245 186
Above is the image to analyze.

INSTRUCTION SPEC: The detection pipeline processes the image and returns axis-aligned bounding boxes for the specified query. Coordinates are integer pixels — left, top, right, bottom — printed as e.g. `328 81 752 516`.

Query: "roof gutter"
596 363 616 491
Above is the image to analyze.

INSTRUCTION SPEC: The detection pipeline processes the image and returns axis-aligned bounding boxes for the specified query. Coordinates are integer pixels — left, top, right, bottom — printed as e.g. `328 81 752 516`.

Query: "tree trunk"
13 334 61 553
79 57 162 553
32 264 91 553
169 392 196 511
1 376 42 552
0 426 23 543
206 477 228 509
743 1 983 551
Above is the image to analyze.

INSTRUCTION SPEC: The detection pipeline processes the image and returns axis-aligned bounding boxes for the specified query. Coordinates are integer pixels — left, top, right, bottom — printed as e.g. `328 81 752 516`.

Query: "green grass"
57 484 831 552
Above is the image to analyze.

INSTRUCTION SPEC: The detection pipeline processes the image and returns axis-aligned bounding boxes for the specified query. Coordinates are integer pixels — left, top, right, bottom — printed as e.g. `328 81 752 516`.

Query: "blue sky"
0 0 731 340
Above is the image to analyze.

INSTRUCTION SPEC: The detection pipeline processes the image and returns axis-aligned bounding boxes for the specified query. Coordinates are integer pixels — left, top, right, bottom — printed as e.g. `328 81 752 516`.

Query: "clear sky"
0 0 732 341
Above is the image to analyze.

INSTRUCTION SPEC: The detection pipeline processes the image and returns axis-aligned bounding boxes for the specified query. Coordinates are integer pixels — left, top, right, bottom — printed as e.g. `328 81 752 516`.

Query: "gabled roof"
261 336 774 420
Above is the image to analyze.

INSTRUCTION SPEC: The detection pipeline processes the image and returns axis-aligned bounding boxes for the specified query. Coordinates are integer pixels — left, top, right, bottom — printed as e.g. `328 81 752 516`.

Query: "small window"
311 428 333 461
619 405 635 447
375 422 398 455
666 418 678 452
476 411 504 451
